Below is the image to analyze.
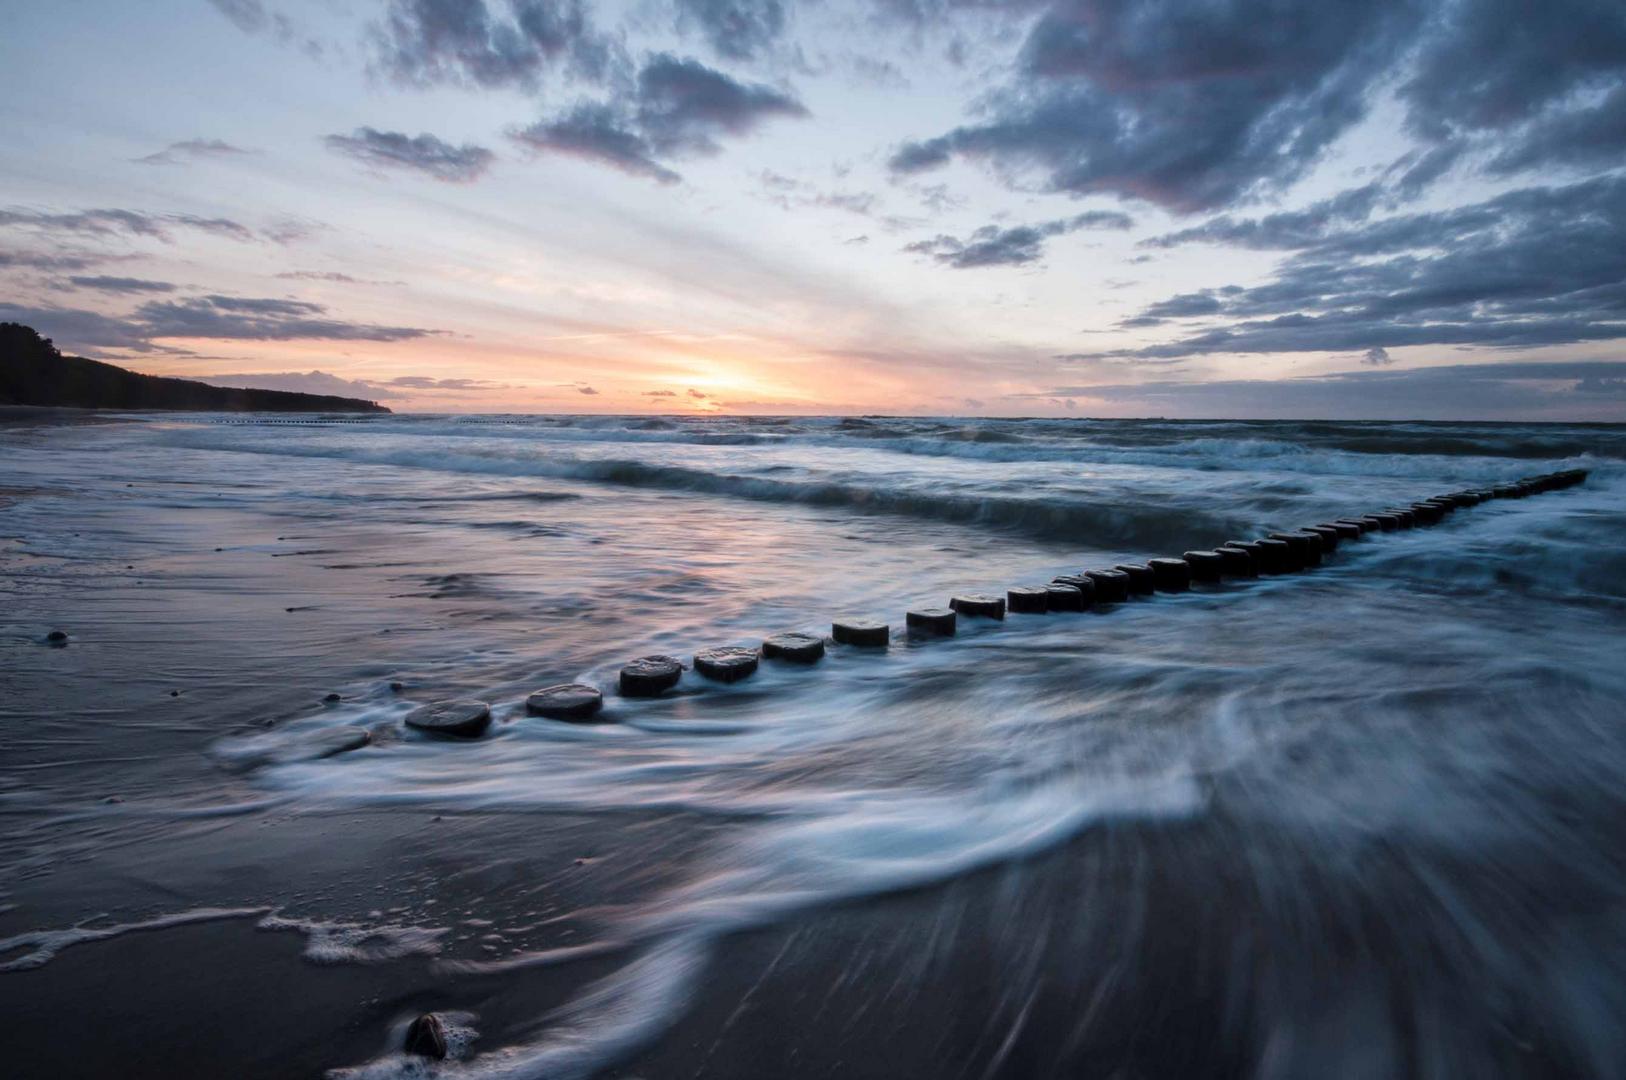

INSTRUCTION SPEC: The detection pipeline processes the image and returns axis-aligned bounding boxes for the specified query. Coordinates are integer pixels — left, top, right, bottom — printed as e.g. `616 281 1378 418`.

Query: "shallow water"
3 413 1625 1078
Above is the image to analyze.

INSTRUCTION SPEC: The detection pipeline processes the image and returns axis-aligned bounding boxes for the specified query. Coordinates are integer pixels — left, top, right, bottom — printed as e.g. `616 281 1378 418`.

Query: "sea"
3 412 1626 1079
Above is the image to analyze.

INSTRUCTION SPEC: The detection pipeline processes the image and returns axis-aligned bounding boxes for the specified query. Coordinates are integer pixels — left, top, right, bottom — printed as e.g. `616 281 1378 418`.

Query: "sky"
2 0 1625 419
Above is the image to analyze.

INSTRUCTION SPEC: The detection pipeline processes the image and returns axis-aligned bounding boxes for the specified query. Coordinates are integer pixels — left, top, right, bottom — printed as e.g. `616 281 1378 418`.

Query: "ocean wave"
157 432 1244 547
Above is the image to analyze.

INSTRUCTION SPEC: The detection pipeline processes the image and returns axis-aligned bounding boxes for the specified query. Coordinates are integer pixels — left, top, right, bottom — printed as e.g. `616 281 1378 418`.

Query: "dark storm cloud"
1090 175 1626 361
133 139 255 166
904 209 1132 268
512 54 806 182
1484 83 1626 177
1398 0 1626 143
66 276 179 294
888 0 1626 213
371 0 615 90
0 207 258 243
1053 361 1626 420
324 127 496 183
889 0 1424 212
1363 347 1394 366
674 0 787 61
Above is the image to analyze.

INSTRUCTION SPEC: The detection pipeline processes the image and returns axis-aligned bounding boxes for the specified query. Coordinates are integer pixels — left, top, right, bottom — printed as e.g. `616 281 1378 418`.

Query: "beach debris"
950 594 1005 619
906 607 957 636
404 1012 448 1059
619 655 683 697
694 646 760 682
404 700 492 738
762 631 826 662
832 618 889 646
525 683 604 720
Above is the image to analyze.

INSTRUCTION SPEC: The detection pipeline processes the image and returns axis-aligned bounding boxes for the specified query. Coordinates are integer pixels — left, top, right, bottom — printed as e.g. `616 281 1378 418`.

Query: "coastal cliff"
0 323 389 413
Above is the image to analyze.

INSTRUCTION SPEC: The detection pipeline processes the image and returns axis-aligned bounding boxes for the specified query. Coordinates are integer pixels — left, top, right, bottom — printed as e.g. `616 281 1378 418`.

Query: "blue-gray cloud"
0 294 439 354
904 209 1133 268
512 53 807 182
1049 360 1626 420
325 127 496 182
371 0 615 89
0 207 258 243
133 139 255 166
1084 174 1626 360
889 0 1626 213
66 276 179 294
674 0 787 61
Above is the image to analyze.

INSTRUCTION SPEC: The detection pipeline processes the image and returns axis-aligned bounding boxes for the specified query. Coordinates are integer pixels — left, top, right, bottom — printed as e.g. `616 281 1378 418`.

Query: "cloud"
133 139 254 166
673 0 787 61
511 53 807 183
643 389 677 396
374 374 508 390
325 127 496 182
511 104 681 183
1086 174 1626 361
66 276 178 294
275 270 404 285
755 171 893 219
687 388 708 398
0 294 439 354
198 370 512 397
135 295 438 342
576 384 599 394
0 250 110 272
886 0 1626 214
0 207 258 243
1048 360 1626 420
1362 346 1394 366
904 209 1133 268
206 0 324 56
888 0 1423 212
371 0 613 90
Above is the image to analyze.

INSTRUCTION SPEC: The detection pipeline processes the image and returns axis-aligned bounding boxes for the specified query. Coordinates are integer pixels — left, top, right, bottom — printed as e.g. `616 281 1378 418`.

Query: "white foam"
258 913 449 965
0 906 268 972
